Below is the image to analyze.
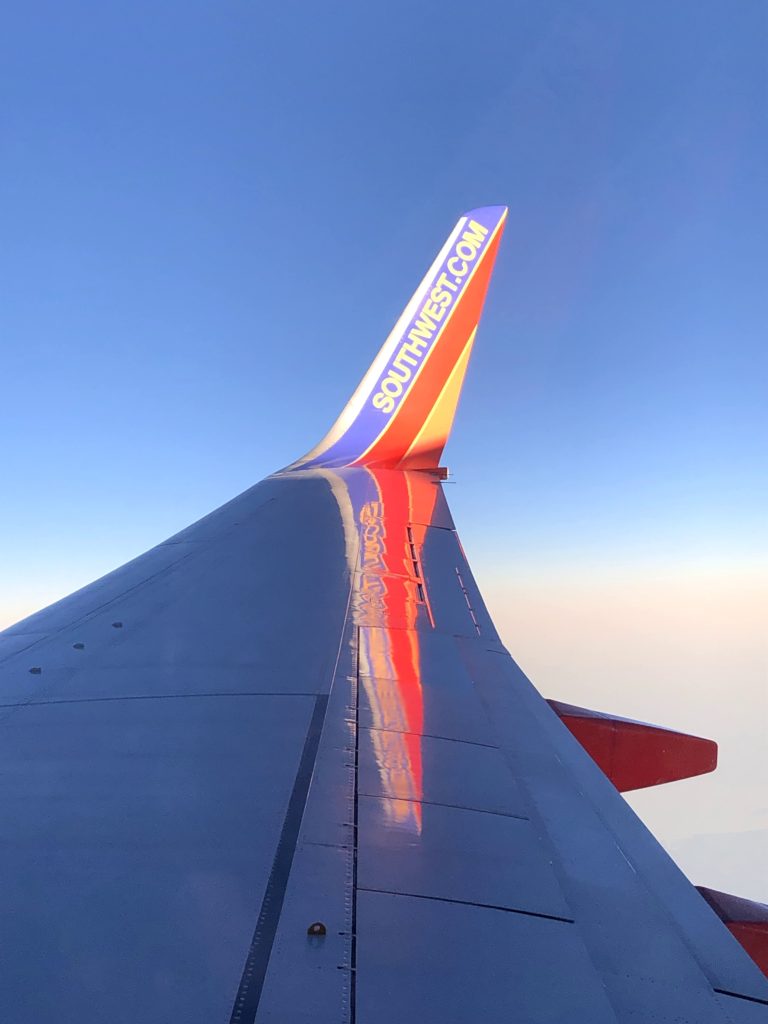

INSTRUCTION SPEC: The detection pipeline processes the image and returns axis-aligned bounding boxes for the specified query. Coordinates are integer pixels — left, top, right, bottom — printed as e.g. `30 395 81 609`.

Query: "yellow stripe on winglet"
399 327 478 469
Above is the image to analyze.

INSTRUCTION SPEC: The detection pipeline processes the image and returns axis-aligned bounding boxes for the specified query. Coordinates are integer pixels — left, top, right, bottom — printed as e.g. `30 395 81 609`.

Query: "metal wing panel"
0 473 355 1023
281 465 768 1023
355 889 617 1024
357 718 528 817
357 797 571 919
2 463 767 1022
458 638 768 1006
0 694 315 1023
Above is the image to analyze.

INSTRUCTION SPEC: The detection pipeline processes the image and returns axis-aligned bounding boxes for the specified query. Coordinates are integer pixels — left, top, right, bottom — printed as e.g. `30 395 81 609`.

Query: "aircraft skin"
0 207 766 1023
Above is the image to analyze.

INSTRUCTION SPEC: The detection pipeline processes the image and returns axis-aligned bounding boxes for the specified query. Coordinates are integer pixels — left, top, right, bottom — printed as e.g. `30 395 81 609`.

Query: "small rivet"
307 921 326 936
72 642 85 650
111 621 123 629
29 666 42 675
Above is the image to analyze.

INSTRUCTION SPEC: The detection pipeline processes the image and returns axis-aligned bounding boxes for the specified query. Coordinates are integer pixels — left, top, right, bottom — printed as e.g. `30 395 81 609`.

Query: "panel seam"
228 694 329 1024
713 988 768 1007
349 627 361 1023
358 887 574 924
357 793 529 821
359 724 498 749
0 692 320 711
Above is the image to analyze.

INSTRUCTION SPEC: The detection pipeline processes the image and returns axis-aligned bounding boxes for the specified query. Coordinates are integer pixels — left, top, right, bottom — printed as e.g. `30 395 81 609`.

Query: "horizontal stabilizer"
697 887 768 976
548 700 718 792
294 206 507 471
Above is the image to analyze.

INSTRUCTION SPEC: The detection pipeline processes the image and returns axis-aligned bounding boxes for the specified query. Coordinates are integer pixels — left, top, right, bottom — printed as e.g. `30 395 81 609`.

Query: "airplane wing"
1 207 766 1023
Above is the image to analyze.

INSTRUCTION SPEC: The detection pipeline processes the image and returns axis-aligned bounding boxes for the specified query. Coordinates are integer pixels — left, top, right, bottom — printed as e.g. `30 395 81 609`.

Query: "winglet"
293 206 507 471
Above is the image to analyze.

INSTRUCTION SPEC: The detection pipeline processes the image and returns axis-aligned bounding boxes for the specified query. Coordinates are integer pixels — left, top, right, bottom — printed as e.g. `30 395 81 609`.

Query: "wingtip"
464 204 509 221
294 206 507 471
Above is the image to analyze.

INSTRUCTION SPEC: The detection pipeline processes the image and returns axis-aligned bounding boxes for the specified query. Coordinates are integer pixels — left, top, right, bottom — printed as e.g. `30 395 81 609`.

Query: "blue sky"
1 3 766 893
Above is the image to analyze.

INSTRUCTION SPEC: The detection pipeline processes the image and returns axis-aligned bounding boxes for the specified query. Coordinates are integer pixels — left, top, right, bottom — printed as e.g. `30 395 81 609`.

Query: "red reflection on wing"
355 469 439 835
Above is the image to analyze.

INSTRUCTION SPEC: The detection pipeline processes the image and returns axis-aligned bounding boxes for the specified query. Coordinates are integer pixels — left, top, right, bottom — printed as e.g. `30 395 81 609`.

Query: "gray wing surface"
0 465 766 1023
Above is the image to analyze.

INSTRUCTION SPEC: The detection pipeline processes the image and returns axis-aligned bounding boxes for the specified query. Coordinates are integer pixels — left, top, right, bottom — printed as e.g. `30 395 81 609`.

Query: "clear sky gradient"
2 3 766 896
